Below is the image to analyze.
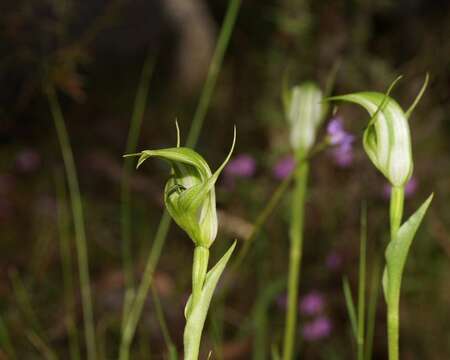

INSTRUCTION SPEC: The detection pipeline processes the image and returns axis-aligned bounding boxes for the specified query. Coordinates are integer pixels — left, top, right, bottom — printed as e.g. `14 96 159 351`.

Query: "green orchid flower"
125 126 236 249
327 75 428 187
283 82 326 156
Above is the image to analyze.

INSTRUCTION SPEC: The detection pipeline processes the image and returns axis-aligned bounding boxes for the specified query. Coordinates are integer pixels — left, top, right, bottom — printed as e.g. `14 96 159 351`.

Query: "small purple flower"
327 117 355 168
273 155 295 180
15 149 41 173
327 117 354 146
302 316 332 341
224 154 256 178
382 177 418 200
325 251 342 271
299 291 325 316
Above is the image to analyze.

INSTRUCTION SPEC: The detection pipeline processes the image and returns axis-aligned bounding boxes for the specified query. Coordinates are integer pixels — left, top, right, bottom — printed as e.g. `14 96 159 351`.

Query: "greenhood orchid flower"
328 92 413 187
283 82 326 156
327 75 428 187
125 126 236 249
328 75 432 360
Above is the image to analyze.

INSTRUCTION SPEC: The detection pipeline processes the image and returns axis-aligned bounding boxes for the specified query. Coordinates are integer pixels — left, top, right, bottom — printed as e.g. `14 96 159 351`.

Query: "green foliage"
383 194 433 303
183 241 237 360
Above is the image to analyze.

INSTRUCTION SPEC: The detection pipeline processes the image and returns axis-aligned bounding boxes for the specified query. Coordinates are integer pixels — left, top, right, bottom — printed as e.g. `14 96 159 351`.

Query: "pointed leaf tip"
175 119 181 147
405 73 430 119
384 193 433 301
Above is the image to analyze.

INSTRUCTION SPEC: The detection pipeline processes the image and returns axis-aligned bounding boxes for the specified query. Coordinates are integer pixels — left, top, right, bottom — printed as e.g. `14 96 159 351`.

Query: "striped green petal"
328 92 413 187
125 128 236 248
284 82 325 156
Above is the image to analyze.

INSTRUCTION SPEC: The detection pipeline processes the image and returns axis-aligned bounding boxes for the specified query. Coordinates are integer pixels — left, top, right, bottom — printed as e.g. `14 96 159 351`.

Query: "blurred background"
1 0 450 358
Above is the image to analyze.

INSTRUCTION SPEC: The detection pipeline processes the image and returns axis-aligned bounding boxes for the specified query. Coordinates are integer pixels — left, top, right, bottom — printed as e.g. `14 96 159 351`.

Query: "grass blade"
357 203 367 360
365 255 381 360
55 172 81 360
343 276 358 339
185 0 242 148
45 83 97 360
151 283 178 360
121 54 154 330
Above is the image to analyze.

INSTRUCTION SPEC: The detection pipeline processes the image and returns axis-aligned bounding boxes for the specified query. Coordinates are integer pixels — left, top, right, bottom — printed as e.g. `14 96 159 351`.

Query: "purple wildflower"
15 149 41 173
299 291 325 316
327 117 355 168
273 155 295 180
224 154 256 178
382 177 418 200
302 316 332 341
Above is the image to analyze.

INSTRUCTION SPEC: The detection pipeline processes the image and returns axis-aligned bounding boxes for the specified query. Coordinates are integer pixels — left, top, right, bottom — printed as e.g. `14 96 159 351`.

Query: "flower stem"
389 186 404 240
283 161 309 360
387 294 400 360
387 186 404 360
192 246 210 310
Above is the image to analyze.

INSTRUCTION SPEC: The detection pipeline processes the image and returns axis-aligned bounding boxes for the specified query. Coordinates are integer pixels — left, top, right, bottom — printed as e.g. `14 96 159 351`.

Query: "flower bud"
328 92 413 187
284 82 325 155
125 129 236 248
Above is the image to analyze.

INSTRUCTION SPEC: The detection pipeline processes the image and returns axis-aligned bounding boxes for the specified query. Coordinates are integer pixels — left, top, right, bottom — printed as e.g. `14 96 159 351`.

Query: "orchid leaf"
183 241 237 360
382 194 433 301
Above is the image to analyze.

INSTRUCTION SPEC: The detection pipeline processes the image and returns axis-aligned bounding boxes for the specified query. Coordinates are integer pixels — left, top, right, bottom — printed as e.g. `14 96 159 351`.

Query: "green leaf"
342 277 358 339
383 194 433 301
183 241 237 360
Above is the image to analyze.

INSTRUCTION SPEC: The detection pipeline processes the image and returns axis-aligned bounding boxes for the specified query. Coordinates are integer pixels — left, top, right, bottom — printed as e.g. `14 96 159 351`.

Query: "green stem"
192 246 210 310
46 84 97 360
282 161 309 360
389 186 404 240
387 289 400 360
183 246 210 359
387 186 404 360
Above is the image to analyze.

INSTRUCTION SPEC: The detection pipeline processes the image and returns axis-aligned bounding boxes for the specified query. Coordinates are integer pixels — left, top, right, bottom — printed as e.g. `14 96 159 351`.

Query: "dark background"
1 0 450 358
